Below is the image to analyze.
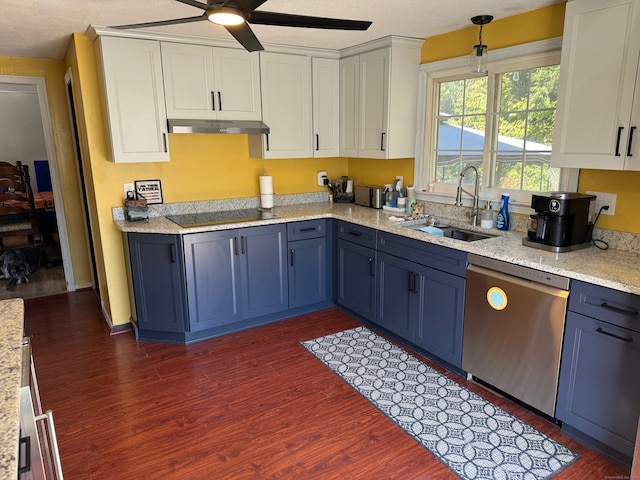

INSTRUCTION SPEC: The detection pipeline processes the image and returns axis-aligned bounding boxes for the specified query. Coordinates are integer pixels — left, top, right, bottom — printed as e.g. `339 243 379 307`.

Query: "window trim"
414 38 578 212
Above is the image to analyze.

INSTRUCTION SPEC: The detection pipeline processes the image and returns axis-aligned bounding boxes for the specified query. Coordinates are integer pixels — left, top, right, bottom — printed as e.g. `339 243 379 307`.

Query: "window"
416 40 576 208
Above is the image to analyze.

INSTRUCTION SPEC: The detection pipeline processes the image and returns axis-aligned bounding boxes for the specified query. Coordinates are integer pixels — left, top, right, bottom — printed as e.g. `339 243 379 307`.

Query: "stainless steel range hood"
168 119 270 134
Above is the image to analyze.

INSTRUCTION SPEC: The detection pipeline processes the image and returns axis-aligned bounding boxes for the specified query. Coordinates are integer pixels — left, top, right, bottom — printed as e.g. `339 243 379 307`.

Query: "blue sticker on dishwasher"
487 286 507 310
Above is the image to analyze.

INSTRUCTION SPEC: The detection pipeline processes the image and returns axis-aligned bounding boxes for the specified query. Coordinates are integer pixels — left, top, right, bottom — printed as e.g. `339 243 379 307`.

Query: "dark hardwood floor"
25 291 632 479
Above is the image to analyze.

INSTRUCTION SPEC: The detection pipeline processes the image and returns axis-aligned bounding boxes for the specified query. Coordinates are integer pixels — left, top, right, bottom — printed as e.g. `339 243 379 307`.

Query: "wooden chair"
0 161 42 248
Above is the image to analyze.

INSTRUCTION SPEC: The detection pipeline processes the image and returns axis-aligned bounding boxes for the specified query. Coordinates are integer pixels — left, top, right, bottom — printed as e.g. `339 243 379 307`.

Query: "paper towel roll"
259 175 273 195
407 185 415 199
260 194 274 209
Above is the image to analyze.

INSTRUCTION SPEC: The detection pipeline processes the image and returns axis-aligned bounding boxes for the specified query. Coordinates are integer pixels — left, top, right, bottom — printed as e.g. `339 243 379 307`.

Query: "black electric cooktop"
166 209 273 228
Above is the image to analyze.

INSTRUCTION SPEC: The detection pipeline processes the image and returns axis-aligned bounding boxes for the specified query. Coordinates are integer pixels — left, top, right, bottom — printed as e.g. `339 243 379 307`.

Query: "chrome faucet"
455 165 480 226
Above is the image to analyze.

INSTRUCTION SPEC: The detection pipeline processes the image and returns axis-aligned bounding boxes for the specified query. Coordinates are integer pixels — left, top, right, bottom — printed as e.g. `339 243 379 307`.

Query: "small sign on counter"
134 180 163 204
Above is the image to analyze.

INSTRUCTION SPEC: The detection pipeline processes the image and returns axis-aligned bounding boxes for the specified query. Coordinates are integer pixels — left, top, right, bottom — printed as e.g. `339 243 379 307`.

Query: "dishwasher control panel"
467 253 570 290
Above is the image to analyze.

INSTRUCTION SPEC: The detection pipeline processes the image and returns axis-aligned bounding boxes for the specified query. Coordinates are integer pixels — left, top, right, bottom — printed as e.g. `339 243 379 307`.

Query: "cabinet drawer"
287 219 326 241
378 232 467 277
569 280 640 333
337 221 377 249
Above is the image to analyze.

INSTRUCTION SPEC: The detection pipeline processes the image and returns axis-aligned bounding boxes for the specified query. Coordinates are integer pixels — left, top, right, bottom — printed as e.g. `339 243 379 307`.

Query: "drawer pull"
600 301 638 316
299 227 316 232
596 327 632 343
348 231 363 237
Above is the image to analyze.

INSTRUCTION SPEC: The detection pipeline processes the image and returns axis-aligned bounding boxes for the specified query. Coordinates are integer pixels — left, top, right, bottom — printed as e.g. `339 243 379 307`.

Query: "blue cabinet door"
413 266 465 368
240 224 288 319
288 237 327 308
127 233 186 333
183 230 242 331
556 311 640 462
376 252 415 339
337 238 376 320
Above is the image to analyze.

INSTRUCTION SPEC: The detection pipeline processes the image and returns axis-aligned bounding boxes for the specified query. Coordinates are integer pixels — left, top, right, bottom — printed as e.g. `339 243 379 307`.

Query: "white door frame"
0 75 74 290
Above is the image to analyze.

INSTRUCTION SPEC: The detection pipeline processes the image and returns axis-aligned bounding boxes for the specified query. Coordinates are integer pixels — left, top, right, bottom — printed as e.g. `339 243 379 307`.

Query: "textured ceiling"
1 0 565 60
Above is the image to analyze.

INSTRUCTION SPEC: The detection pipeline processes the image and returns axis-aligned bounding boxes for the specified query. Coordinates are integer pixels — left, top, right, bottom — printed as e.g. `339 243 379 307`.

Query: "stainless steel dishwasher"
462 253 570 417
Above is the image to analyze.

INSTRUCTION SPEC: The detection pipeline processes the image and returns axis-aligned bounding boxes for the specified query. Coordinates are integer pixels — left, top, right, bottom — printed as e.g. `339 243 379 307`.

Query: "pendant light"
470 15 493 74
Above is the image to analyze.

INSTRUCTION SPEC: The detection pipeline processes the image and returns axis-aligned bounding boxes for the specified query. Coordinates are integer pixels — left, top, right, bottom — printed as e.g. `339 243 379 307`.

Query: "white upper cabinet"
552 0 640 170
161 42 262 121
95 36 169 163
339 37 422 159
312 57 340 157
249 52 313 159
339 55 360 157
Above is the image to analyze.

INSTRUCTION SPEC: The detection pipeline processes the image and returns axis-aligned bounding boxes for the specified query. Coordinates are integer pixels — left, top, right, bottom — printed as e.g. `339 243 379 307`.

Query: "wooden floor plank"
25 290 632 479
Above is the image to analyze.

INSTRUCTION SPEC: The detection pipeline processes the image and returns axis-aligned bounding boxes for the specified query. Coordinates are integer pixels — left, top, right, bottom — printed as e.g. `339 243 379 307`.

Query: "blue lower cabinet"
183 230 243 331
556 310 640 464
413 266 465 368
376 251 465 368
288 237 327 308
337 238 376 321
376 252 415 339
376 232 466 368
126 233 187 334
240 224 289 319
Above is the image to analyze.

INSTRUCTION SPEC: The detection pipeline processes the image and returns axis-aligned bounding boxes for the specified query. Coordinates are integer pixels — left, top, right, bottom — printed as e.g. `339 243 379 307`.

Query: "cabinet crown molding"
339 35 424 58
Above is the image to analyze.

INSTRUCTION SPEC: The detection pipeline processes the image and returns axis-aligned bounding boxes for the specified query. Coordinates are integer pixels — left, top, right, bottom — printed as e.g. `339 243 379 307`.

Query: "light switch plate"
586 190 616 216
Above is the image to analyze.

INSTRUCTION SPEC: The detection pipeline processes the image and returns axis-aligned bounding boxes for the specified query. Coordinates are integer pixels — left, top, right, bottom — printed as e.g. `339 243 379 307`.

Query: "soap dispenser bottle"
481 202 494 228
496 194 510 230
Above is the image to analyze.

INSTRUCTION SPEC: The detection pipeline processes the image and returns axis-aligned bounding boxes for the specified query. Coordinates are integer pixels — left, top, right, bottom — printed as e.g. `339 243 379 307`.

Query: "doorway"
0 76 73 299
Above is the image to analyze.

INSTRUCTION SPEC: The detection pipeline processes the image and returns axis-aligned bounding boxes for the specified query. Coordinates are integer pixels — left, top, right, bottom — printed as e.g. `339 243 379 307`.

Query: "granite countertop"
0 298 24 480
115 202 640 296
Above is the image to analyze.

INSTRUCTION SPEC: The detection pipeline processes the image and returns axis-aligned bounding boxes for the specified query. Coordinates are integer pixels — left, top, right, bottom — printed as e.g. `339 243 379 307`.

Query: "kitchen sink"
404 224 497 242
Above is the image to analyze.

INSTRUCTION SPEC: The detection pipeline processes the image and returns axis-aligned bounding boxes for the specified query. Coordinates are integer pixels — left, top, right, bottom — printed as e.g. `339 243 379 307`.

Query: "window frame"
414 38 578 212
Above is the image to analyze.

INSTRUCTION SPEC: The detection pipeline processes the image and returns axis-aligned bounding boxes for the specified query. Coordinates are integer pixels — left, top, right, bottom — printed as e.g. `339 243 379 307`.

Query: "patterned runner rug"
301 326 578 480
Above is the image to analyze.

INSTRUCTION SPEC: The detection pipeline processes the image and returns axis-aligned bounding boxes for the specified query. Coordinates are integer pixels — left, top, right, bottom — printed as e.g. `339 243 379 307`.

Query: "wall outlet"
124 182 135 199
317 170 327 187
586 190 616 216
395 175 403 189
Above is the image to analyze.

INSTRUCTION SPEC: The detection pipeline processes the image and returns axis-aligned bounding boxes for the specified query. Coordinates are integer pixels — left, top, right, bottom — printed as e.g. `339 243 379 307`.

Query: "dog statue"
0 250 31 290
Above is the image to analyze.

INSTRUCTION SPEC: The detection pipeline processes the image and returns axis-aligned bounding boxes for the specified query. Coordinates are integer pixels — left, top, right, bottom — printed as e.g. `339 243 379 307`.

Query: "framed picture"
134 180 163 204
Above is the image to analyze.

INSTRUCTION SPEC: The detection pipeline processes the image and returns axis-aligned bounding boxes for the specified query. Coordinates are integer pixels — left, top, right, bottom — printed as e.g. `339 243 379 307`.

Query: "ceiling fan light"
208 8 245 26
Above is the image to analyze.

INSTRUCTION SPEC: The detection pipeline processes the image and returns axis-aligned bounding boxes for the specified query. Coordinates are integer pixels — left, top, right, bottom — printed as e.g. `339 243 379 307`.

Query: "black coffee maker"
524 192 596 252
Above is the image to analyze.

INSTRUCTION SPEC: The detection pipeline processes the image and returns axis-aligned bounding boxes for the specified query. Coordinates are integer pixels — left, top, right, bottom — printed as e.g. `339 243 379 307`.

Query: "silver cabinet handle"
35 410 64 480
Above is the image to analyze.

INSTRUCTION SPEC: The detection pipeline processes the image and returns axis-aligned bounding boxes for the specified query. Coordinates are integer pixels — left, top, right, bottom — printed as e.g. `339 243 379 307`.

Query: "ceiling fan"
112 0 373 52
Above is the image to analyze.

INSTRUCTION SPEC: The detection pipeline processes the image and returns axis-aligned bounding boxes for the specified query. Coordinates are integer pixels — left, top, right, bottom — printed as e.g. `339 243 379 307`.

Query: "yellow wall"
347 157 414 187
421 4 566 63
0 55 92 286
421 3 640 234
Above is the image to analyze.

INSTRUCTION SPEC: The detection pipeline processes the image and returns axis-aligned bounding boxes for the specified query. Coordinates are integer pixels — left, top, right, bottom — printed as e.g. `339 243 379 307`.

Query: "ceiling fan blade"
175 0 210 10
248 11 372 30
224 23 264 52
111 15 206 30
233 0 268 11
